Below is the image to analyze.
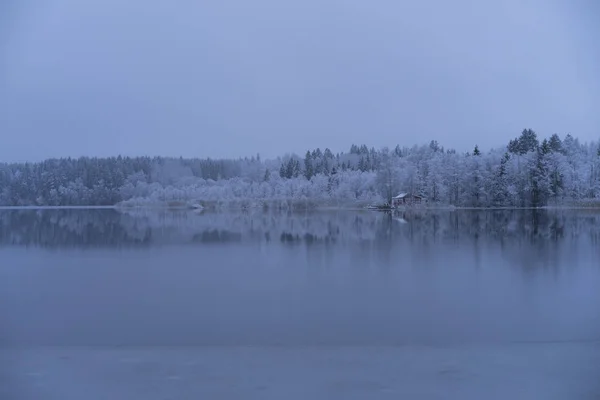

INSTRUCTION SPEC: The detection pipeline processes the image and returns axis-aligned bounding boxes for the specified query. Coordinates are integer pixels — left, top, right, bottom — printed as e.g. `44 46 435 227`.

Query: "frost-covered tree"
375 148 401 205
1 131 598 208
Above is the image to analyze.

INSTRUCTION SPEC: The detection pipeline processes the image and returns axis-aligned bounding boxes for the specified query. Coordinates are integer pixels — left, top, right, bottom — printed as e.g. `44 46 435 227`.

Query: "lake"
1 208 599 399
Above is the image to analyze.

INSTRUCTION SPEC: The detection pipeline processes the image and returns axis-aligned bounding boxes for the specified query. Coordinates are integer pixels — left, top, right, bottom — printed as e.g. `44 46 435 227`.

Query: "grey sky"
1 0 598 162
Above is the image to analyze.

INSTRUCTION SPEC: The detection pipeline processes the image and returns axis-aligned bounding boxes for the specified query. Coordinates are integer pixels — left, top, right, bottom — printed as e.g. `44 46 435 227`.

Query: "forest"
0 129 599 208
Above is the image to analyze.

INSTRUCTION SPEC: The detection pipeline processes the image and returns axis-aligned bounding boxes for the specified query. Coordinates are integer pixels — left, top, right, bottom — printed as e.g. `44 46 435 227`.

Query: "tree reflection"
0 209 597 271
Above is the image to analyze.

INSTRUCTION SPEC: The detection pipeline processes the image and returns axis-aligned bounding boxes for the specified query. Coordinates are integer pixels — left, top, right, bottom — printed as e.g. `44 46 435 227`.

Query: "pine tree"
394 145 402 157
304 151 314 180
285 159 295 179
492 153 510 206
508 129 539 155
293 159 301 178
279 163 287 179
518 128 539 154
549 134 563 154
507 139 520 154
530 147 551 207
358 157 366 172
540 139 551 155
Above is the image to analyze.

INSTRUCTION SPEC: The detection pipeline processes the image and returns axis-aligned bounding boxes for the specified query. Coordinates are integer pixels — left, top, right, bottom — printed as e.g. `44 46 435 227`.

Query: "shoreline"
0 205 117 210
0 204 599 212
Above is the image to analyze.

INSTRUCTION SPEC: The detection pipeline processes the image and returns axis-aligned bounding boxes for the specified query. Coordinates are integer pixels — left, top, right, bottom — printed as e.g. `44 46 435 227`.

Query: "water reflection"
0 208 597 249
1 208 599 347
0 209 152 248
0 208 598 275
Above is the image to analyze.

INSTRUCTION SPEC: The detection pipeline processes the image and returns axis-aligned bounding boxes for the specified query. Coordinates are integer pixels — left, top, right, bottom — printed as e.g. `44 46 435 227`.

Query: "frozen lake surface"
1 209 599 399
2 344 599 400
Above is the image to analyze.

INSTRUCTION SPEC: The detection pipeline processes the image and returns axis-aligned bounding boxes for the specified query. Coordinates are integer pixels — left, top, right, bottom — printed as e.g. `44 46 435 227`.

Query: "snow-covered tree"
1 132 598 208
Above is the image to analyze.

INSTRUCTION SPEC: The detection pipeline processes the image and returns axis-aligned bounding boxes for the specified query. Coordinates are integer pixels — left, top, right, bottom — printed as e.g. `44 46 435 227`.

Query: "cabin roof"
393 192 426 199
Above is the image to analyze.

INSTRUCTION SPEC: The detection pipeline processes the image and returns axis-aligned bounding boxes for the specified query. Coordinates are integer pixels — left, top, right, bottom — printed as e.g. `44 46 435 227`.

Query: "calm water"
2 208 600 399
1 208 599 347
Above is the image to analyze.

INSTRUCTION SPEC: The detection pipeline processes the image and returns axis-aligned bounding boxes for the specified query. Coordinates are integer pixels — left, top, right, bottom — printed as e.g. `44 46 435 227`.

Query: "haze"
1 0 598 162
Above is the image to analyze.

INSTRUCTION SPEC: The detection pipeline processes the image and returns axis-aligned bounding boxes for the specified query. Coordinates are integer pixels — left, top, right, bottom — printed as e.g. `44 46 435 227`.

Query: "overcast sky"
1 0 598 162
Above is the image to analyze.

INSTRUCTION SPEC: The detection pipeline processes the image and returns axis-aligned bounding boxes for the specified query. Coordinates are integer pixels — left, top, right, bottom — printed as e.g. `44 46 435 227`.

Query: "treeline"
0 155 269 206
0 129 599 208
